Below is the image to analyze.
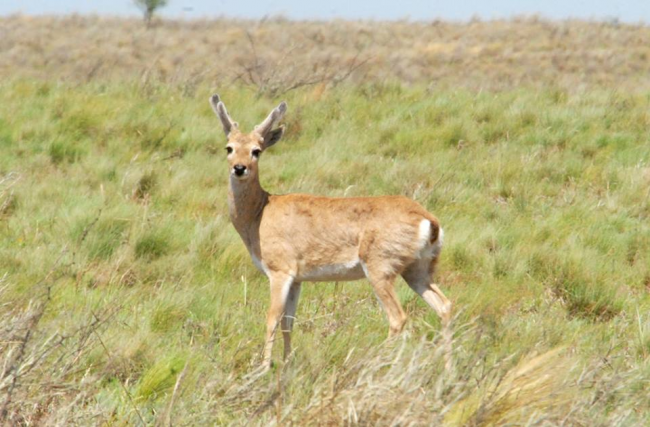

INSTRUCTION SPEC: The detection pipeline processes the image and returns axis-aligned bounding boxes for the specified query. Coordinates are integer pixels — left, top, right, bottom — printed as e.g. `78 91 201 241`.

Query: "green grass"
1 79 649 425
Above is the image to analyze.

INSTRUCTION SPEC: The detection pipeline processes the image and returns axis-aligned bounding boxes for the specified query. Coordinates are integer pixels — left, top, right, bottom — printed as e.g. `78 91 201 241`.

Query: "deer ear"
209 94 237 137
255 101 287 139
263 126 284 149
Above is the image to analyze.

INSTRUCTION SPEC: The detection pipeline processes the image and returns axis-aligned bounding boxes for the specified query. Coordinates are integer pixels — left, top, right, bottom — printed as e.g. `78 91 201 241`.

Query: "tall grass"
0 79 649 424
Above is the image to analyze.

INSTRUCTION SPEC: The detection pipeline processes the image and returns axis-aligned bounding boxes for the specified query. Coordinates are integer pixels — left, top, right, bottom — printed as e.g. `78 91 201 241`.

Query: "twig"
77 208 103 246
0 239 71 422
245 30 261 87
91 312 146 426
0 297 48 423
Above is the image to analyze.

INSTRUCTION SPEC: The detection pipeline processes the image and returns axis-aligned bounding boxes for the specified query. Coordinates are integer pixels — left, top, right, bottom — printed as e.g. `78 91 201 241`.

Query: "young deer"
210 95 452 368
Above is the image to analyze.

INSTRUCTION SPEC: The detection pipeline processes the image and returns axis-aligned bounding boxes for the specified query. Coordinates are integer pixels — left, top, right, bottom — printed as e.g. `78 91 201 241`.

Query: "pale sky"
2 0 649 23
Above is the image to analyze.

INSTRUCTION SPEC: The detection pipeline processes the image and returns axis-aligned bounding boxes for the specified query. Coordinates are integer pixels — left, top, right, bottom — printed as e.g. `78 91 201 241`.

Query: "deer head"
209 94 287 181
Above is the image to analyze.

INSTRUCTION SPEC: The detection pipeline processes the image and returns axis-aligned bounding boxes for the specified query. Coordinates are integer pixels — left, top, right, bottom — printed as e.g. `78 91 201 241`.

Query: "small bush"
449 245 475 271
150 303 185 332
439 120 467 148
96 224 129 260
133 0 168 27
48 140 83 164
136 354 185 401
133 171 157 200
135 230 170 259
561 279 623 321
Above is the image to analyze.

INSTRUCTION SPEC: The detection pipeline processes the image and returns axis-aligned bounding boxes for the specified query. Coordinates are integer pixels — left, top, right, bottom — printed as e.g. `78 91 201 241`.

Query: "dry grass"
2 15 650 91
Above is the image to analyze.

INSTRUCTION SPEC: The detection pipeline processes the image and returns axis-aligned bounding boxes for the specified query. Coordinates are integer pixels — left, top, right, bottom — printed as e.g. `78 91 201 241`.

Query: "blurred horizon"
2 0 650 23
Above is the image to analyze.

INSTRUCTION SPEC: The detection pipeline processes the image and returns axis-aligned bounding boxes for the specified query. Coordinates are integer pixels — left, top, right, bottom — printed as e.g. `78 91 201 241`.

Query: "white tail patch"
418 219 431 251
417 220 443 260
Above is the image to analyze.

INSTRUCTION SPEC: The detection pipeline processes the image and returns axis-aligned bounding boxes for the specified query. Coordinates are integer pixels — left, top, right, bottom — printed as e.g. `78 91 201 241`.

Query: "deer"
209 94 452 369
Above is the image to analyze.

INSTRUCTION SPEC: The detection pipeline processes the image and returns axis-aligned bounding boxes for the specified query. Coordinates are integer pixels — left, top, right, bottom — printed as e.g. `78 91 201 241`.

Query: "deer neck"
228 174 268 248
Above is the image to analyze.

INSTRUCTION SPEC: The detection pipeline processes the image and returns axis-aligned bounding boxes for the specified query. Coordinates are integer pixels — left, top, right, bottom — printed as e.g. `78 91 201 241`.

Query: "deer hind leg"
402 257 454 370
402 258 452 323
281 282 301 361
263 272 294 369
362 263 407 337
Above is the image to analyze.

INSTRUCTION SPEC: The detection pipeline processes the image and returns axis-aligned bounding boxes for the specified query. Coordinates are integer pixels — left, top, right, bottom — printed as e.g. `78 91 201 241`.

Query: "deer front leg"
374 280 408 337
281 282 301 361
262 272 294 369
365 269 407 337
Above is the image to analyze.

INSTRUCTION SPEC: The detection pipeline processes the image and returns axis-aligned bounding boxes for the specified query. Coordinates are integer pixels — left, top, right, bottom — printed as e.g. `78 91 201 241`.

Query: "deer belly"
296 260 366 282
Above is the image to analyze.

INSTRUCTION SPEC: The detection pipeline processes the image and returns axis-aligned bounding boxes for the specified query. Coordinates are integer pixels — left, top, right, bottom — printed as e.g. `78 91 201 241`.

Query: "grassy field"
1 16 650 426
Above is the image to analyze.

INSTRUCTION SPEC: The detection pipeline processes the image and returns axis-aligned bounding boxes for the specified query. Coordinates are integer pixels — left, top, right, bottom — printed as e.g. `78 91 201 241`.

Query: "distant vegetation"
133 0 168 27
0 15 649 425
1 15 650 91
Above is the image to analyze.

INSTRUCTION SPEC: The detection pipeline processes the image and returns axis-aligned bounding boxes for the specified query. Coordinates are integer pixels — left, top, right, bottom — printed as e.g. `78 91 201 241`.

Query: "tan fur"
210 95 452 368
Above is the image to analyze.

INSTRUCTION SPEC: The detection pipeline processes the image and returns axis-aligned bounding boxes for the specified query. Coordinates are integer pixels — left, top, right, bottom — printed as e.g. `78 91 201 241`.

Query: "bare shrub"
235 31 371 98
0 283 121 425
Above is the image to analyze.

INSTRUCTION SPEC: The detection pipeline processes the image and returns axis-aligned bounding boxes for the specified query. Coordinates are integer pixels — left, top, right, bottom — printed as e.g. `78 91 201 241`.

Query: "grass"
0 76 649 424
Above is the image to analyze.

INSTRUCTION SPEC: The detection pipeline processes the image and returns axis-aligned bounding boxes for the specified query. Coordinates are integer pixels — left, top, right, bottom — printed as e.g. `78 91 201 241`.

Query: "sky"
2 0 650 23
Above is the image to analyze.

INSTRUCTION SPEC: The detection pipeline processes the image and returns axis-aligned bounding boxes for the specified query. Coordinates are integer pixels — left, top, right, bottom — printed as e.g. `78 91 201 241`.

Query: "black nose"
234 164 246 176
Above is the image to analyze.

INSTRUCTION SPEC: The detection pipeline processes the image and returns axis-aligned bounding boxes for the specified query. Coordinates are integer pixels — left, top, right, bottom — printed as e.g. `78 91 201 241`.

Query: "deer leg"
263 273 294 369
281 282 301 361
429 281 454 371
406 280 452 323
363 267 407 337
402 260 452 323
427 283 452 322
403 260 454 370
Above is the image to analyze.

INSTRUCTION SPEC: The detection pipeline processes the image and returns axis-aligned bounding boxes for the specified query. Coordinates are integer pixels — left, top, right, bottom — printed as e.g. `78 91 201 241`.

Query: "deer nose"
233 164 247 176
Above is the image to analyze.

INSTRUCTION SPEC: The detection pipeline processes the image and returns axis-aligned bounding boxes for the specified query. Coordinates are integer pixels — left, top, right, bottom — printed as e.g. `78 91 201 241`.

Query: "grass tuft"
48 140 84 164
136 354 186 401
135 230 170 259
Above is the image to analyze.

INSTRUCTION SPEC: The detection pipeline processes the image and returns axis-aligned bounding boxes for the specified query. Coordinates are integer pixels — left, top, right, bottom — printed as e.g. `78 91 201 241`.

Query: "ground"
0 16 649 425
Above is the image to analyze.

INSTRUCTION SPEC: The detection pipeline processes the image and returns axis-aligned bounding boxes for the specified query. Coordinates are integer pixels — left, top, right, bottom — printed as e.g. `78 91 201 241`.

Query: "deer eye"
251 148 262 158
225 146 233 155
